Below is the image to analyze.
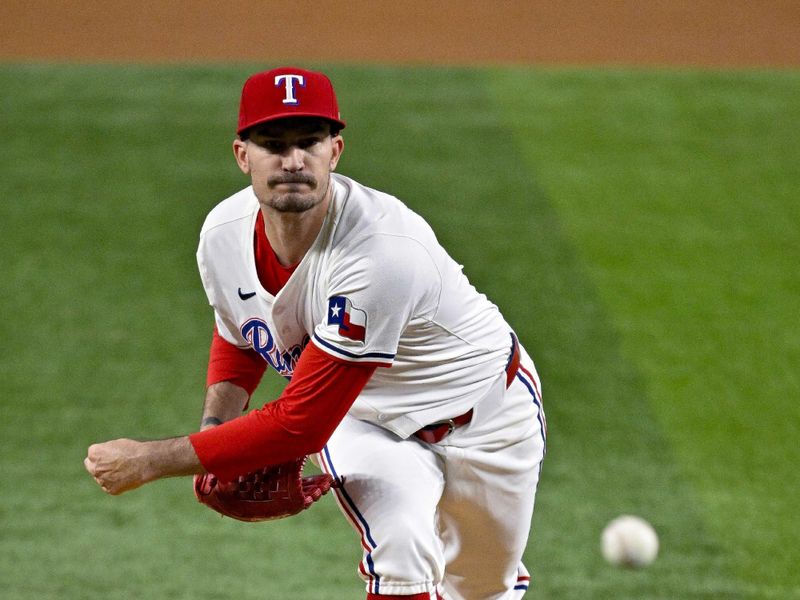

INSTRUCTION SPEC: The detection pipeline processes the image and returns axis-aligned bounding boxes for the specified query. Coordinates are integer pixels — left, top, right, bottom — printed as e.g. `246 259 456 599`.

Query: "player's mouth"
269 174 316 189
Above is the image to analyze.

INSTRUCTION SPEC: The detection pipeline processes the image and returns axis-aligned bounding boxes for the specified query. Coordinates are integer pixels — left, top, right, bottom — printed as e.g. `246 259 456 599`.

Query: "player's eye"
297 137 320 150
261 141 286 153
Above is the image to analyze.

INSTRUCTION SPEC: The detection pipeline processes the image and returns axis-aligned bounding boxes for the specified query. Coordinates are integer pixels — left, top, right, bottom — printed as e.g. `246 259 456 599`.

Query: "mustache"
268 173 317 187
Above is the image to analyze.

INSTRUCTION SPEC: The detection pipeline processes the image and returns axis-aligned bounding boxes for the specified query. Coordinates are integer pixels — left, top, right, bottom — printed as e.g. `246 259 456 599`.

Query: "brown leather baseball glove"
194 457 336 522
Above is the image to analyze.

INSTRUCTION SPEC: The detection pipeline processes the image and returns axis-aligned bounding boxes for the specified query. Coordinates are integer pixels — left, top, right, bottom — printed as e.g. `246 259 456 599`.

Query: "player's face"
233 118 344 214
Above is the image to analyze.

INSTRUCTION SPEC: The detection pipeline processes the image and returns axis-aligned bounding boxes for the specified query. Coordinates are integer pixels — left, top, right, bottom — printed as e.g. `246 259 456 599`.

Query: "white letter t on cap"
275 74 305 105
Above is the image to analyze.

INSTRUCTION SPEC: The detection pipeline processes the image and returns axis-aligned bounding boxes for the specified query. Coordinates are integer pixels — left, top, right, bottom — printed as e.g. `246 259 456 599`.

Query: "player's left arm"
84 436 202 496
84 344 375 494
187 344 376 482
315 233 441 363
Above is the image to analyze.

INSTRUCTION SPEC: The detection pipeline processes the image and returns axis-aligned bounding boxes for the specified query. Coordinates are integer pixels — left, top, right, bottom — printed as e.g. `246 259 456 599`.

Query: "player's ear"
232 139 251 175
329 135 344 171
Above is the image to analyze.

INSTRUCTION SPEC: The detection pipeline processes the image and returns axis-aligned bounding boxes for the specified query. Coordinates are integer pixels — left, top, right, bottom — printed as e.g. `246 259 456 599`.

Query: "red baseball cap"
237 67 346 135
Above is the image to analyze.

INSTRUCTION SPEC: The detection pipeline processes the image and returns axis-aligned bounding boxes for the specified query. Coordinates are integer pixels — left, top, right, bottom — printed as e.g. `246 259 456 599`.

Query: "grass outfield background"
1 64 798 599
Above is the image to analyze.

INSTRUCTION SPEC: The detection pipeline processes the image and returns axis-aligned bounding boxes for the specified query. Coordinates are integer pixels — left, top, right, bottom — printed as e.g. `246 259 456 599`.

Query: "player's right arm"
200 382 249 430
200 326 267 430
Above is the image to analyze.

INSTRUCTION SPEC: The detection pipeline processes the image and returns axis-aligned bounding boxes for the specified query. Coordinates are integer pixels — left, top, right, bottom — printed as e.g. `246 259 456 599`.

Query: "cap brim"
238 112 346 135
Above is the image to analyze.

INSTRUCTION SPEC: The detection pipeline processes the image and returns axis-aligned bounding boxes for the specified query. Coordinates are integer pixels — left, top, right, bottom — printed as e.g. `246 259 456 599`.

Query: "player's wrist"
200 416 224 430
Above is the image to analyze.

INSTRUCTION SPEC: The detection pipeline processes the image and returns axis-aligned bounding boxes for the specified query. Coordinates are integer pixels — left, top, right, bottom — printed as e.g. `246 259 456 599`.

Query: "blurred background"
1 2 798 598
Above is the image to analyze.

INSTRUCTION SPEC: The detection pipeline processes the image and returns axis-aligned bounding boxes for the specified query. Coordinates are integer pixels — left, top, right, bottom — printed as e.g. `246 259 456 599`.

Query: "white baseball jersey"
196 173 522 436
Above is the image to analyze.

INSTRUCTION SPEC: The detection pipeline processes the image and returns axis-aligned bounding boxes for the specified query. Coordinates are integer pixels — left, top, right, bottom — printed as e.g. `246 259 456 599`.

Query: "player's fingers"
86 442 104 461
96 476 123 496
84 455 114 493
86 469 113 494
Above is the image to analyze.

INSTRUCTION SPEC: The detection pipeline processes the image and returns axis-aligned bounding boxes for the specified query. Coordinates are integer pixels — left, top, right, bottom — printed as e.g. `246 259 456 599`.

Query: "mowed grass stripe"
489 67 800 596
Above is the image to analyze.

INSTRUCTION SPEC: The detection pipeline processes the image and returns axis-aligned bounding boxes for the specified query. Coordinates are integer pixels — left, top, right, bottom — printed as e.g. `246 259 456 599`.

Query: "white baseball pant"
317 350 546 599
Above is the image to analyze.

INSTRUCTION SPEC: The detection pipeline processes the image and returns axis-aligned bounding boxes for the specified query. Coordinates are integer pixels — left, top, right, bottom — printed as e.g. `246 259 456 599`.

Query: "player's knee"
367 525 443 587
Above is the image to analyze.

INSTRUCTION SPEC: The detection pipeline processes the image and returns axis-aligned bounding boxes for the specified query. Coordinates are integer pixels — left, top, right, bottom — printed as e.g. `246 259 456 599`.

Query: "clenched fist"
85 436 203 495
84 439 154 495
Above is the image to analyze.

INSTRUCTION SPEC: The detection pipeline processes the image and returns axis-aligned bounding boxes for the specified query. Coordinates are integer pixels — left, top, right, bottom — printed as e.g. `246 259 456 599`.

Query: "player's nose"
282 146 305 171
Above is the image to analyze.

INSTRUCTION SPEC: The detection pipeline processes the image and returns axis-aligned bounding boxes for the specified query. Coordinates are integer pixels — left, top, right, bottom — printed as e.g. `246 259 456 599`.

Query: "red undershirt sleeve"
206 326 267 397
189 342 377 482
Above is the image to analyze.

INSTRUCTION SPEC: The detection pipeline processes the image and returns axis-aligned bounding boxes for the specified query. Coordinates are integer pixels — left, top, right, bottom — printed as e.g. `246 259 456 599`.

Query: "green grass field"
1 64 798 599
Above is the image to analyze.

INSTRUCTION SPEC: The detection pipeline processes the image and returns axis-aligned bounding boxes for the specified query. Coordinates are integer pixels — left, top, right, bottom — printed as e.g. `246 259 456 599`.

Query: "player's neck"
259 189 330 267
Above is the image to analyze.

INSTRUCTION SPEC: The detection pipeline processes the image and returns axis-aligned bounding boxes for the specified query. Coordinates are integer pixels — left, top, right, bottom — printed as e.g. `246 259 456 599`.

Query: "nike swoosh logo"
238 288 257 300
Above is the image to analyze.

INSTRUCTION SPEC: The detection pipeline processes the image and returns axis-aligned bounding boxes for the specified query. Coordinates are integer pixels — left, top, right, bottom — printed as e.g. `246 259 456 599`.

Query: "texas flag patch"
327 296 367 343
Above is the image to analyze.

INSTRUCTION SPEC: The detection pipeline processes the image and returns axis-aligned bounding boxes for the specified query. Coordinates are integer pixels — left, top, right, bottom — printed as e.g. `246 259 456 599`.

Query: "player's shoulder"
331 174 436 246
200 186 258 237
329 174 444 280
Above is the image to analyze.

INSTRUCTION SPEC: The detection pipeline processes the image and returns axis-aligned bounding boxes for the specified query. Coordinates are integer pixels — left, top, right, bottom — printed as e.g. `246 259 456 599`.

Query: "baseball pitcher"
85 67 547 600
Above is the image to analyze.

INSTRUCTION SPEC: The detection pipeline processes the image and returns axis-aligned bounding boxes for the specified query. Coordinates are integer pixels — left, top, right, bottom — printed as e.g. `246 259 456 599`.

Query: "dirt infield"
2 1 798 67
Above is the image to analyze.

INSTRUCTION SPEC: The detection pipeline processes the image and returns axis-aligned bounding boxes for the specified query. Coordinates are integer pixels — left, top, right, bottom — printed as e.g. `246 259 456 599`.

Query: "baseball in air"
601 515 659 568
